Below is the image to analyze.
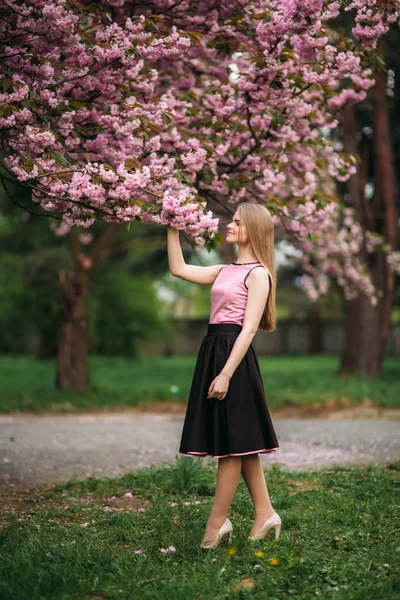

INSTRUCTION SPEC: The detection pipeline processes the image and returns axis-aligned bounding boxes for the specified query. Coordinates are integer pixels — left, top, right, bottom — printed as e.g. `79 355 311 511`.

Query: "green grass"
0 354 399 413
1 457 399 599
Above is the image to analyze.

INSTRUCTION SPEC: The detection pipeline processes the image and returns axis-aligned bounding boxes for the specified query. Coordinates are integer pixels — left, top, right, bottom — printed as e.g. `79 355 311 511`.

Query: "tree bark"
339 104 363 374
357 68 398 376
55 236 92 390
339 63 398 377
309 304 323 355
55 224 117 390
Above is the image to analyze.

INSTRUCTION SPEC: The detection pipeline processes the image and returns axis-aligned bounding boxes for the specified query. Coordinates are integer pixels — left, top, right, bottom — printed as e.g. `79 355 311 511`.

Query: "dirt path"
1 404 399 489
11 397 400 420
92 398 400 420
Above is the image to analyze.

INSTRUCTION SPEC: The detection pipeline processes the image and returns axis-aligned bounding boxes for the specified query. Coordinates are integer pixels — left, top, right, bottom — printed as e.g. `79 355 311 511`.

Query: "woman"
167 201 281 549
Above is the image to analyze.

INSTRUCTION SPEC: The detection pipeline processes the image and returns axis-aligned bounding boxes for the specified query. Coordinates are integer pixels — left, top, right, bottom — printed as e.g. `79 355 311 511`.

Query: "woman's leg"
202 456 242 544
241 454 275 535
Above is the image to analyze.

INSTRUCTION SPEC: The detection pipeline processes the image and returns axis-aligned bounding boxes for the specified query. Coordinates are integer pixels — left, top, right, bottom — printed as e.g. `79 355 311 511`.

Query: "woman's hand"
207 373 230 401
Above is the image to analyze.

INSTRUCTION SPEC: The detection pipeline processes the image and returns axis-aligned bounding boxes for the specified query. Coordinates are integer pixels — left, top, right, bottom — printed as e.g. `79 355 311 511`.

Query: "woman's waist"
207 322 243 335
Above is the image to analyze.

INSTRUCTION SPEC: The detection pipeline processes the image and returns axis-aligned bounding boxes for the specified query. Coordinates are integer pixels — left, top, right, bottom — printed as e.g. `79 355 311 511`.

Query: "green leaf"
147 122 162 133
129 196 146 208
69 100 85 109
2 78 11 92
2 105 13 118
271 115 286 128
50 151 69 167
187 31 203 44
202 144 216 154
124 158 141 170
349 154 360 165
178 172 193 185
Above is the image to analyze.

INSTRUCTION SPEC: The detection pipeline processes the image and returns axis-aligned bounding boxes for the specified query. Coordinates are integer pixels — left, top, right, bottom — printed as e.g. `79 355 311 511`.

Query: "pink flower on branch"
0 0 398 281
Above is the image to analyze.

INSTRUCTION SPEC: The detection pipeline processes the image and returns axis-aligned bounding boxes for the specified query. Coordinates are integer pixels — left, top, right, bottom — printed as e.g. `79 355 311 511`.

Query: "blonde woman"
167 201 281 549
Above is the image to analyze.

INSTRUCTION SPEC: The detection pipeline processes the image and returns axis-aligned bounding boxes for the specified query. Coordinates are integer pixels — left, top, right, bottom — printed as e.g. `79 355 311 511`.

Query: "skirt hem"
179 447 279 459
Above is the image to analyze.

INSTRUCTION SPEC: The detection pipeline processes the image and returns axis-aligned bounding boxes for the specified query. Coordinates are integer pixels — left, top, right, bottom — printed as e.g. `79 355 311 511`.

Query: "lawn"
1 457 399 599
0 354 399 413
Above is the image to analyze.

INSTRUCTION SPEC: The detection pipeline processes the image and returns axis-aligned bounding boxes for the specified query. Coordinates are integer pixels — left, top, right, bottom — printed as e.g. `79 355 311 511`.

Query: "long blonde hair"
237 202 277 332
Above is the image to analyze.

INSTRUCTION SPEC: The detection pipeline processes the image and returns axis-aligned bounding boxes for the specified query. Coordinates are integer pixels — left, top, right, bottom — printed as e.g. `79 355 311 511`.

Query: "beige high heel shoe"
201 518 233 549
248 511 282 541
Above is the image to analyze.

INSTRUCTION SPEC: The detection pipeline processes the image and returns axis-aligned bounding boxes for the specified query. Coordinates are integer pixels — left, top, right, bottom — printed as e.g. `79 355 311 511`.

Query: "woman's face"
226 211 248 245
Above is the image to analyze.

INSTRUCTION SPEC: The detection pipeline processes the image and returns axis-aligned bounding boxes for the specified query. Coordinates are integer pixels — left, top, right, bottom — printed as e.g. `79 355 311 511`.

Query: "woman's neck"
235 246 258 264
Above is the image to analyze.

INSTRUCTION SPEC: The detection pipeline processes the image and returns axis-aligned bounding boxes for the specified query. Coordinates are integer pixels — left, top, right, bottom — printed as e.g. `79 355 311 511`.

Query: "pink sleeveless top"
209 262 270 325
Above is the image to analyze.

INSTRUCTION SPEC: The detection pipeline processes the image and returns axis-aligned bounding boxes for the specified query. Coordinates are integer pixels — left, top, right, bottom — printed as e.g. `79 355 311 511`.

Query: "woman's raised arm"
167 225 225 285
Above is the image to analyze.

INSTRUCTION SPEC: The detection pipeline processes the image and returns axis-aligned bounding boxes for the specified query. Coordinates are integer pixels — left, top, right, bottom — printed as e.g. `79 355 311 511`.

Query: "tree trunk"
339 297 360 375
356 69 398 376
367 68 398 374
339 104 365 375
339 63 398 377
309 304 323 354
357 253 386 376
55 252 92 390
55 224 117 390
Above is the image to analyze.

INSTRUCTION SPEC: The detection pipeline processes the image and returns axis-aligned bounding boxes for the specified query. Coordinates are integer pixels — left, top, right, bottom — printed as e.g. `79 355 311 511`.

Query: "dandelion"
268 557 280 565
227 547 237 556
255 551 264 558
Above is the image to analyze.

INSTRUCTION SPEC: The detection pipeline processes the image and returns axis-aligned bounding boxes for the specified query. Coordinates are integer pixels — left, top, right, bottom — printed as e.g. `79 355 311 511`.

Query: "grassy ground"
0 355 399 413
1 457 399 599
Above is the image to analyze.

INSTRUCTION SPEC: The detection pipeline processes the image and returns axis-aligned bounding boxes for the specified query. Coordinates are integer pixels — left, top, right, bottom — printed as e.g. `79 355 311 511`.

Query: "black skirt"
178 323 279 459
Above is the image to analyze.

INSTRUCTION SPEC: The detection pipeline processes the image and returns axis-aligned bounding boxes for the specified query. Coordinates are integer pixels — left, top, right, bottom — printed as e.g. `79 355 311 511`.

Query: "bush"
88 267 171 357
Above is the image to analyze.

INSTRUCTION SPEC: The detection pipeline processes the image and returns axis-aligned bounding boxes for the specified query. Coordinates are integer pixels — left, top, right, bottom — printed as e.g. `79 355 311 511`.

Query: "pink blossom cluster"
276 203 384 303
365 230 384 254
387 251 400 275
0 0 398 286
0 0 217 236
346 0 398 49
151 187 219 237
159 546 176 555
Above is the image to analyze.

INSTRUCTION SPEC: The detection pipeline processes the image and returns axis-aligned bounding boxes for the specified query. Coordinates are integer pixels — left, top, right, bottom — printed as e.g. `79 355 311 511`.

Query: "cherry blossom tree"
1 0 398 387
338 38 399 377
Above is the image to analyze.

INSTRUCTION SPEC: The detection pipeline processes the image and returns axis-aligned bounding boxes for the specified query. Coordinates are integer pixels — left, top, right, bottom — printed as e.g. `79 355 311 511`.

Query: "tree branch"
90 223 118 264
1 179 62 220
